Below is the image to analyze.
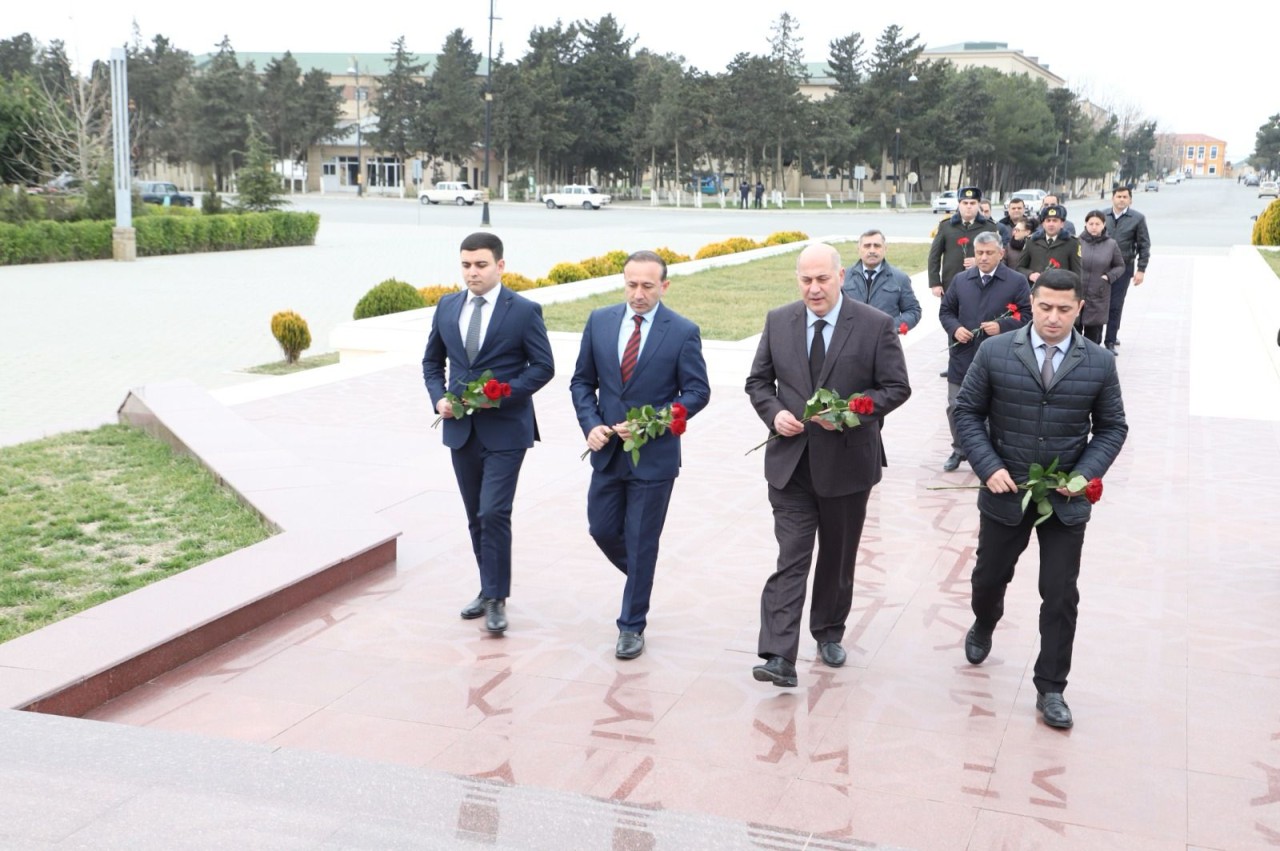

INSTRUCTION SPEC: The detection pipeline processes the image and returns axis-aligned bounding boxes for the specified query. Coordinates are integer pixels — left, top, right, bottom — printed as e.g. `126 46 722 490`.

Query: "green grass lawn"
541 242 930 341
1260 249 1280 280
0 425 273 643
244 351 340 375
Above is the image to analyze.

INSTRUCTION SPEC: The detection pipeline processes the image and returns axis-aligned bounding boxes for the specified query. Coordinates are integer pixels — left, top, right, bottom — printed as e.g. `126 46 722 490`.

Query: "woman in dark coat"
1078 210 1125 343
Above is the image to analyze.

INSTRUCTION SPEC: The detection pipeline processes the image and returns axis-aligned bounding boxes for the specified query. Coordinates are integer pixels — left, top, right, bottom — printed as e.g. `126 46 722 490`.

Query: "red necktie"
620 315 643 383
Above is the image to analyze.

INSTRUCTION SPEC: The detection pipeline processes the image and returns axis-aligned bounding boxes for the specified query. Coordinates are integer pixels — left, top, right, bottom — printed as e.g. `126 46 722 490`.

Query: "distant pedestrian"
754 181 765 209
740 180 750 209
1077 211 1124 344
1102 185 1151 354
1004 220 1031 270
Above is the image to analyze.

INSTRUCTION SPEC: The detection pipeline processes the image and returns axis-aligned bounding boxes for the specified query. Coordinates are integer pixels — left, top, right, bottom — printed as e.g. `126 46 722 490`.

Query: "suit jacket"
938 265 1031 385
953 325 1127 526
841 260 922 330
422 285 555 450
745 297 911 497
569 303 710 481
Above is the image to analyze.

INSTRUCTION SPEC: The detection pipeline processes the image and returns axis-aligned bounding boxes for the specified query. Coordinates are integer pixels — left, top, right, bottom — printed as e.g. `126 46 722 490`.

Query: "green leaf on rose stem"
631 448 641 465
1032 480 1048 502
623 439 635 451
641 405 657 418
1045 456 1060 476
1034 496 1054 525
1066 474 1087 493
1028 463 1044 481
1021 488 1034 512
450 400 463 419
843 412 857 428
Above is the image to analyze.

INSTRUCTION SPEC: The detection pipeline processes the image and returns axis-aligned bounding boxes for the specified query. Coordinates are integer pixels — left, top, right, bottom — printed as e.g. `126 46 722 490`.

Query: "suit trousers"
1104 264 1133 347
759 448 870 662
587 449 675 633
450 431 527 600
970 510 1087 694
946 382 965 452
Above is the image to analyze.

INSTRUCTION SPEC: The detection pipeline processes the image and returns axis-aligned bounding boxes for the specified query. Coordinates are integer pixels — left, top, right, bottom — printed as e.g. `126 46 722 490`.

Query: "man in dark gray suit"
841 229 922 332
745 243 912 687
953 268 1127 729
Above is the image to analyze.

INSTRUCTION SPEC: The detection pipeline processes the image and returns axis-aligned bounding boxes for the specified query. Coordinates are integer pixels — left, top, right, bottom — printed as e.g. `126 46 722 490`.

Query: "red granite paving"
86 253 1280 850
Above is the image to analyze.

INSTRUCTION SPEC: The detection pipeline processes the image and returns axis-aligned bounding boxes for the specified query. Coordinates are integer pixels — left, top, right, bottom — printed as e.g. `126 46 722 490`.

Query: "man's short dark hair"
1032 268 1082 300
460 231 503 260
1111 185 1133 197
859 229 886 243
625 249 667 281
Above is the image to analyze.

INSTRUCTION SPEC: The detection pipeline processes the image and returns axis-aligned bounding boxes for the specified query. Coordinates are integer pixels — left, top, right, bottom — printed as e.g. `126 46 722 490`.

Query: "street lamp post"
481 0 495 226
348 59 363 197
892 69 917 208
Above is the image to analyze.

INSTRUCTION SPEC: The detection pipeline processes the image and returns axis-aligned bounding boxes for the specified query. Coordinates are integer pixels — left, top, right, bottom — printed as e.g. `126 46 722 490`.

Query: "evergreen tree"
369 36 428 163
184 36 256 190
127 30 196 166
236 118 286 211
259 51 304 162
424 29 482 167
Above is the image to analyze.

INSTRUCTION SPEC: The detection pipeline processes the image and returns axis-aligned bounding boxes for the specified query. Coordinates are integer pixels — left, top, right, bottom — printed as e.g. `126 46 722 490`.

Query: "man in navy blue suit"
570 250 710 659
422 232 555 635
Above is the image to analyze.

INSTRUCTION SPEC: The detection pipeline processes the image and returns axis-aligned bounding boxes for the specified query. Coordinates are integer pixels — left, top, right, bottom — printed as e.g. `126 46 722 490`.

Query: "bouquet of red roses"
581 402 688 464
746 387 874 454
432 369 511 428
948 302 1023 348
928 456 1104 526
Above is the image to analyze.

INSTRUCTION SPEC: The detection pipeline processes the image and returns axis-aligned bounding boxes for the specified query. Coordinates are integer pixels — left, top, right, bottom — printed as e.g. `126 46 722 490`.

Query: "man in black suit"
422 232 555 635
570 251 711 659
745 243 912 687
953 268 1128 729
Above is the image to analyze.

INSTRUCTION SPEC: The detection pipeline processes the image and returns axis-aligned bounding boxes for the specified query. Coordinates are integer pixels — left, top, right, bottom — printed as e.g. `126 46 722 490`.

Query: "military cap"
1041 204 1066 220
959 186 982 201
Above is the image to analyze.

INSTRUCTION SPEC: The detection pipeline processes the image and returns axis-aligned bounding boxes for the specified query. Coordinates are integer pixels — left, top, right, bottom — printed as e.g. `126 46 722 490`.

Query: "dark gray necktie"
809 319 827 390
465 296 484 361
1040 343 1055 387
864 270 875 300
981 273 991 286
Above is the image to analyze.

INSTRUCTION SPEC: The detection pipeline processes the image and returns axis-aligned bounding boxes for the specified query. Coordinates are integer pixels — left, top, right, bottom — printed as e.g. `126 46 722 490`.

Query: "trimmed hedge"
1253 199 1280 246
354 279 426 319
0 211 321 265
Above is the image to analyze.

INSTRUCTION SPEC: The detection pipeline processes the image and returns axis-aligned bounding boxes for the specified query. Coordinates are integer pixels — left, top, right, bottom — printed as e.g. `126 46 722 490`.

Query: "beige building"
922 42 1066 89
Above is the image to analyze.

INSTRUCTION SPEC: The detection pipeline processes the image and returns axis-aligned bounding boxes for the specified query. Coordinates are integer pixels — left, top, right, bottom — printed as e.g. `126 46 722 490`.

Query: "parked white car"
932 190 958 214
542 185 611 209
418 181 481 206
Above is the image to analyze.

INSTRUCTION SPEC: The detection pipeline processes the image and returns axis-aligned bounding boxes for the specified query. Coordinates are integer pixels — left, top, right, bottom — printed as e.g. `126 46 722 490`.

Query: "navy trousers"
450 431 527 599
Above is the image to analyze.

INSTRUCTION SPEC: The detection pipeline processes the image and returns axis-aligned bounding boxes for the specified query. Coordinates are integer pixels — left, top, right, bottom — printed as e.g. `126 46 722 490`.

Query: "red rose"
500 382 512 398
1084 478 1103 504
899 322 909 335
956 237 970 246
1011 309 1022 321
851 396 874 415
1048 258 1061 269
1005 302 1018 312
668 417 687 436
482 379 502 400
669 402 688 420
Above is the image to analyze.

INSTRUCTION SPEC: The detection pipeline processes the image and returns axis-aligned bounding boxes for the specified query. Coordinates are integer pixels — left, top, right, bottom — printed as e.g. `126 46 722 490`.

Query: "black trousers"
970 510 1086 694
758 451 870 663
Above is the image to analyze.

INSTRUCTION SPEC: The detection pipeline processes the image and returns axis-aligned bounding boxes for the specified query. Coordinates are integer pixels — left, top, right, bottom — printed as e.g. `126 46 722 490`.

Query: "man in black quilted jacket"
952 268 1128 729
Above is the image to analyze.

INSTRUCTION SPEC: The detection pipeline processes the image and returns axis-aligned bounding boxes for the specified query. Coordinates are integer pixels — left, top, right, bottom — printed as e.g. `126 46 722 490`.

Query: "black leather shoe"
615 631 644 659
484 598 507 635
460 594 485 620
938 370 948 378
752 655 797 688
964 622 993 664
817 641 846 667
1036 692 1073 728
942 452 965 472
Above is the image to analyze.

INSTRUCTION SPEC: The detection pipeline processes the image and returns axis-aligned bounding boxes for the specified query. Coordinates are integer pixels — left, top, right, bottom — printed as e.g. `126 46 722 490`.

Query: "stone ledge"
0 379 399 715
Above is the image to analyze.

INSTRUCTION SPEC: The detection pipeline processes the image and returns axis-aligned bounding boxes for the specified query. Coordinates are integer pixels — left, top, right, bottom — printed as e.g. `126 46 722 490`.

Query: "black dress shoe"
817 641 846 667
938 370 948 378
484 598 507 635
616 631 644 659
460 594 485 620
964 622 993 664
752 655 797 687
1036 692 1073 728
942 452 965 472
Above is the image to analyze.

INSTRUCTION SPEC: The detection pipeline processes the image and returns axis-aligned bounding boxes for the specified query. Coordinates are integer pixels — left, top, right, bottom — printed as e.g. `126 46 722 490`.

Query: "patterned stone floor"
82 250 1280 849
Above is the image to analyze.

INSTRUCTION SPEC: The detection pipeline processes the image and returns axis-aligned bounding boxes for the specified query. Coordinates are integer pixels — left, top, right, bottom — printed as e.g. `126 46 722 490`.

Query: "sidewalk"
3 247 1279 848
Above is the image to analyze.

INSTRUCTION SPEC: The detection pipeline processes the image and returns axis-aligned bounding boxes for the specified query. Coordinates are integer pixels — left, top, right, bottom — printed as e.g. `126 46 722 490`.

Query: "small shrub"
500 272 538 291
535 277 554 287
353 278 426 320
578 250 628 278
270 310 312 364
1253 199 1280 246
694 241 735 260
764 230 809 246
546 262 591 284
202 190 223 215
653 246 690 265
723 236 763 253
418 284 461 305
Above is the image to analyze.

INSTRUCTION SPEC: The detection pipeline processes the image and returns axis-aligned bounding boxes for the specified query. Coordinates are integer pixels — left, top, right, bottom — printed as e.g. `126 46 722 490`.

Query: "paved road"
0 178 1266 445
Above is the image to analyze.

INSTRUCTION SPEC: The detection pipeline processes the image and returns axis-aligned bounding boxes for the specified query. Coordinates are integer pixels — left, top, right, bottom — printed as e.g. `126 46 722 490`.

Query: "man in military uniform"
1017 204 1082 284
928 186 1000 377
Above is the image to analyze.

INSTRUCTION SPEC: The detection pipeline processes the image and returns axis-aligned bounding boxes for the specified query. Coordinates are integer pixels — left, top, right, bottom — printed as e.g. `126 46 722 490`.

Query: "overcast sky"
7 1 1267 157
